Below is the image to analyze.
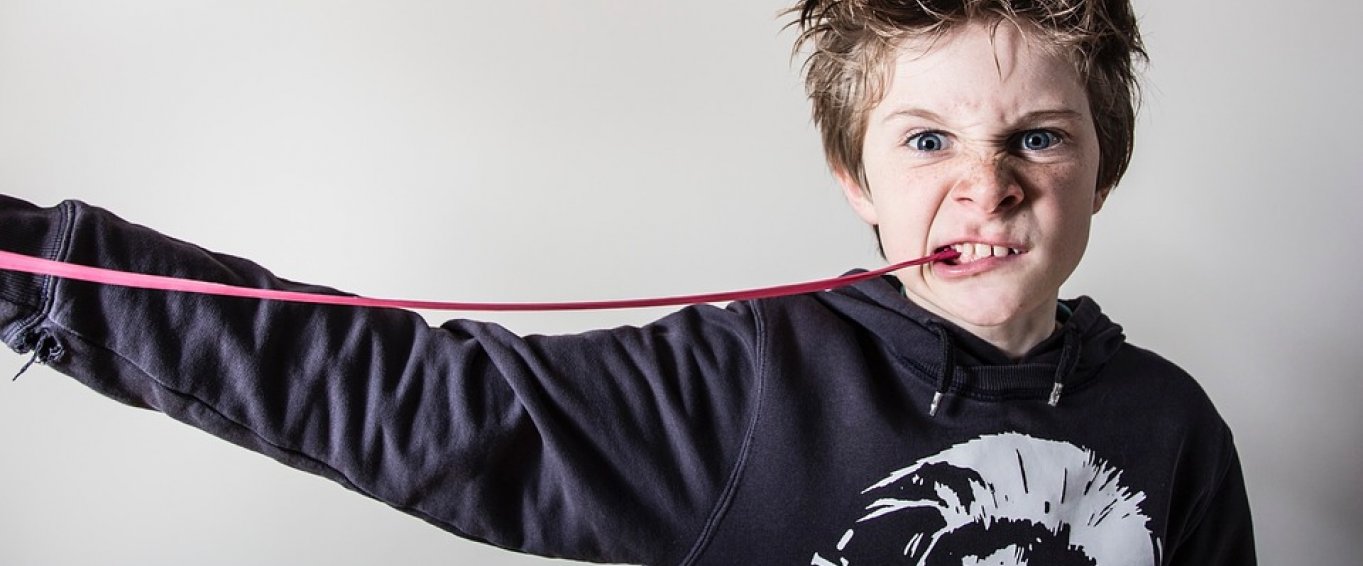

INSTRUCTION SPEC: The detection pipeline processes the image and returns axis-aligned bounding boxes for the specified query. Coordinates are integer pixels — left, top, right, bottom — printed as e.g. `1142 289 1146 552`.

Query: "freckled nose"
951 156 1024 213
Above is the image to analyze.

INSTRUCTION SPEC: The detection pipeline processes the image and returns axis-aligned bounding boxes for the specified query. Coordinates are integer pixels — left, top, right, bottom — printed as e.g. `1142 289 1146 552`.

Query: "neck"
965 313 1058 359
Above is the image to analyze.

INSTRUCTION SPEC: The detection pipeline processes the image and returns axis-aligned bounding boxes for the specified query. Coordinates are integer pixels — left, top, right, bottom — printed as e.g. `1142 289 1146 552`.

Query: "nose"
949 154 1024 214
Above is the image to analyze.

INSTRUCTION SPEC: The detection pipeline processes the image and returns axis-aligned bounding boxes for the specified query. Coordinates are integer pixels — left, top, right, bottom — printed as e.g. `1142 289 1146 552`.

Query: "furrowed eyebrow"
881 107 1083 126
882 107 948 124
1012 109 1083 124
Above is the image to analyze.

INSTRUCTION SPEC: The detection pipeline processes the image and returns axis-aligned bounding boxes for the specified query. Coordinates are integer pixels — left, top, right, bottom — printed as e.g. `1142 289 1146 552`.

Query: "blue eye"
907 131 949 152
1017 130 1060 151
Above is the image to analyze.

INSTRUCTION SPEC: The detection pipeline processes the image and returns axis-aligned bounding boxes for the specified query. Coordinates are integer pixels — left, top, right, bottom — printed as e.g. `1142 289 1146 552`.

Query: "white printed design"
811 433 1160 565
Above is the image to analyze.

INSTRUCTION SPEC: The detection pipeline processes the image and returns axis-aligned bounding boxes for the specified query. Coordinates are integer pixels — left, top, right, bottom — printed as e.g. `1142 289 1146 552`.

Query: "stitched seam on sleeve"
1170 426 1236 559
678 302 767 566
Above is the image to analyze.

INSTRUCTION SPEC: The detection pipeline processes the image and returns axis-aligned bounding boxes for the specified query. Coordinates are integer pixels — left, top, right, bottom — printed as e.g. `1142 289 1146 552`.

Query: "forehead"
870 21 1089 123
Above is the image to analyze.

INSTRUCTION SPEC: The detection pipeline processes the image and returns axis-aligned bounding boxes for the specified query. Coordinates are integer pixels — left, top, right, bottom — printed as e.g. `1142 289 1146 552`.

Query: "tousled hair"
788 0 1147 194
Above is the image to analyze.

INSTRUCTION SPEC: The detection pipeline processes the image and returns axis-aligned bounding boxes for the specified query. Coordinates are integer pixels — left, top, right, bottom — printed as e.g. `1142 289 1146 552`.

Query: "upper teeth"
948 243 1019 262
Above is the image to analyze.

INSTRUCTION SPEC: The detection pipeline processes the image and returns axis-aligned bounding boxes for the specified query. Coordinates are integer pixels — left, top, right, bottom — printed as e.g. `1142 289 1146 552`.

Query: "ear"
836 166 879 225
1092 186 1111 214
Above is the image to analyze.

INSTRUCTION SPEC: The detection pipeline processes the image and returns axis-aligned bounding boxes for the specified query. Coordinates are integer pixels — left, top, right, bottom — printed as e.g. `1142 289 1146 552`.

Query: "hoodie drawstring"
928 322 955 417
926 321 1082 414
13 329 64 381
1049 327 1082 407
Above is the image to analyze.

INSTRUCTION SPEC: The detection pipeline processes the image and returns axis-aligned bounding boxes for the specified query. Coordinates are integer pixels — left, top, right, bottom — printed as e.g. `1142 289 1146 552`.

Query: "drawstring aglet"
928 391 944 417
1048 382 1064 407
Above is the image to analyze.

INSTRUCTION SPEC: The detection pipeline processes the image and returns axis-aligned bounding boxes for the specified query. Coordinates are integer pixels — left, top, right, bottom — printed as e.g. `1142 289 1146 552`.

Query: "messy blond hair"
789 0 1147 193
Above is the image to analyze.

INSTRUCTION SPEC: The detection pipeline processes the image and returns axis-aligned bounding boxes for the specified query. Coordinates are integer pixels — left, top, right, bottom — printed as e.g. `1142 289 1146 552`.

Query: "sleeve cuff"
0 195 72 339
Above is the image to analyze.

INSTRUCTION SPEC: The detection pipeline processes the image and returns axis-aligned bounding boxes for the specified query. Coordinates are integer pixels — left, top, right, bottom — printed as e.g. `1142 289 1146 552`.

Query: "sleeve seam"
1169 426 1236 558
677 302 767 566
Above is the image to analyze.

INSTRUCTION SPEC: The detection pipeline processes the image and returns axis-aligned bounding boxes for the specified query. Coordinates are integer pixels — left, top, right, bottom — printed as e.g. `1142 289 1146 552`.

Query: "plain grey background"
1 0 1358 564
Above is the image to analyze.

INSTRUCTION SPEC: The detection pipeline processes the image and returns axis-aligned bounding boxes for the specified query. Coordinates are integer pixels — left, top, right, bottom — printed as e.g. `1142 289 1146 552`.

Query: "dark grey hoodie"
0 196 1253 565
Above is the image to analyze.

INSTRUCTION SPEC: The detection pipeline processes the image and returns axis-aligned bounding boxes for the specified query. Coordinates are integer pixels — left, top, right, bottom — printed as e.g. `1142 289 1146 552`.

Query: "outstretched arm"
0 195 763 564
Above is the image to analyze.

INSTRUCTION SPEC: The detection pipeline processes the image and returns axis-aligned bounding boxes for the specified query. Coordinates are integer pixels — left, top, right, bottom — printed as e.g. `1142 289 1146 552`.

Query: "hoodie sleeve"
1166 440 1257 565
0 195 763 565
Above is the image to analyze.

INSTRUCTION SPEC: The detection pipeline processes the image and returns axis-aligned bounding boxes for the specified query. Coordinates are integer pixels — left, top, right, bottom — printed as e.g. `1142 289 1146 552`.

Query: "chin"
909 282 1048 331
946 299 1031 329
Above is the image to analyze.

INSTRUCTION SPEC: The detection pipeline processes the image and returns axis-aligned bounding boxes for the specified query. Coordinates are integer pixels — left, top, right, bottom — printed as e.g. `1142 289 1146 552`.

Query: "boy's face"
839 21 1105 347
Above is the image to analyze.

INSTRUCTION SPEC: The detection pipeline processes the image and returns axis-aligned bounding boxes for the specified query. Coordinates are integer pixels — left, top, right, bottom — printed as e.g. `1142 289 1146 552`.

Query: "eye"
1015 129 1061 151
906 131 950 152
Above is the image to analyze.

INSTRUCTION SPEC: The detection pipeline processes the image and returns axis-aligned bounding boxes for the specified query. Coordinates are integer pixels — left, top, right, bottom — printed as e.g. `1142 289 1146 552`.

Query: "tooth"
951 243 969 262
1009 248 1019 255
973 243 990 259
992 245 1007 257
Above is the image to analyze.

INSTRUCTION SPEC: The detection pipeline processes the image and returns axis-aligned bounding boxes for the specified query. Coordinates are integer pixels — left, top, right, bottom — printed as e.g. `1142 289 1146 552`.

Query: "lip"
931 252 1020 278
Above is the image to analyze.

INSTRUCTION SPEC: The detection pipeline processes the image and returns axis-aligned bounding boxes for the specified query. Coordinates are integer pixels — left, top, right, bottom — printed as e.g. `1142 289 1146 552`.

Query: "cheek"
1024 162 1099 217
867 163 952 222
1043 189 1099 259
867 164 992 258
871 192 947 259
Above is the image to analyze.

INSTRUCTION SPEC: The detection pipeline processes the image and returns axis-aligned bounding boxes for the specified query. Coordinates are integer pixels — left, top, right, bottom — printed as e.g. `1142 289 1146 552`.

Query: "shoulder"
1107 341 1198 387
1099 341 1232 433
703 292 857 339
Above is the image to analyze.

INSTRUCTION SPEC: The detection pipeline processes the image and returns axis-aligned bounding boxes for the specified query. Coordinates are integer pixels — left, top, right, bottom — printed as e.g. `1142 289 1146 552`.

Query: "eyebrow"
882 107 1083 125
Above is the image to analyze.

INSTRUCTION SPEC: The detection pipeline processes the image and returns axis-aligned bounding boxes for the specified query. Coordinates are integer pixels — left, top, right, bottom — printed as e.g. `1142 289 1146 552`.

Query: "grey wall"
0 1 1357 564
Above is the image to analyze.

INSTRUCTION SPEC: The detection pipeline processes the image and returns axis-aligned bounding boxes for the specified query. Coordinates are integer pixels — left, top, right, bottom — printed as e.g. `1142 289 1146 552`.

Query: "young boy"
0 0 1253 564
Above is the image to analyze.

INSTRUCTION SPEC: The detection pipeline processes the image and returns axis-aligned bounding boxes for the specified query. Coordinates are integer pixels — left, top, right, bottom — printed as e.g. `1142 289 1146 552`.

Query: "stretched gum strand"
0 248 960 312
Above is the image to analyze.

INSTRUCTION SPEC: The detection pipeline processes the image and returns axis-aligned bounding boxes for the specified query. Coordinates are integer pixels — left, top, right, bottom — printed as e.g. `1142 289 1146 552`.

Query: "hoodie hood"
815 272 1126 414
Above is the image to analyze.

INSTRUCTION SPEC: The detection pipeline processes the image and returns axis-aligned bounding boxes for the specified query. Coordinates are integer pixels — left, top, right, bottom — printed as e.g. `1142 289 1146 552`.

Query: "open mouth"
934 242 1023 266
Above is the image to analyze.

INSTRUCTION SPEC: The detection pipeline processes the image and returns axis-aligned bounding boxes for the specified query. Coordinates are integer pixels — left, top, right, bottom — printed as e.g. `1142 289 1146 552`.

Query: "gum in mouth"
935 243 1021 266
